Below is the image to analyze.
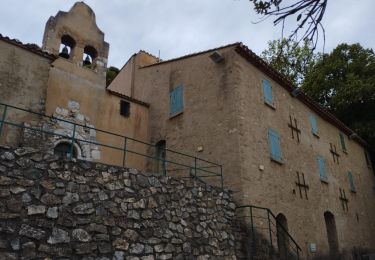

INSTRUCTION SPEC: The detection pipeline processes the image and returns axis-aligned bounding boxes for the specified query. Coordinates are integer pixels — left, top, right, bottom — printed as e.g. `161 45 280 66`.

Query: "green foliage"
261 38 318 86
106 66 120 87
302 43 375 153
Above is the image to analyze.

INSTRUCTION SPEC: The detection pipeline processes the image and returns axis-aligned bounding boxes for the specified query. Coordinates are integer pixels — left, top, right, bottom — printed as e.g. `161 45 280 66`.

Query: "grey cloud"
0 0 374 68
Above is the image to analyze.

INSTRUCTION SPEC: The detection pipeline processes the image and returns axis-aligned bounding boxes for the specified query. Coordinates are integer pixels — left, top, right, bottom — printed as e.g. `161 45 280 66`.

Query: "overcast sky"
0 0 374 68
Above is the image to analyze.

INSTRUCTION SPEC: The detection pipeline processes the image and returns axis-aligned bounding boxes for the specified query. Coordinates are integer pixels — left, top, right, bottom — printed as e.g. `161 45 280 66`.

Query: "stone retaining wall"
0 145 238 259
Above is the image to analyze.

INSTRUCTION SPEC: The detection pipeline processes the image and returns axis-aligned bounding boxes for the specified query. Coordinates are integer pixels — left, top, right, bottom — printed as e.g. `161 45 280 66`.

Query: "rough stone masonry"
0 145 239 259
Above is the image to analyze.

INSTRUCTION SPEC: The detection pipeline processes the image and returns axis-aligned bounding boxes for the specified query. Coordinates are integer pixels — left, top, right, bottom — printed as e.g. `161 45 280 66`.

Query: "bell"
59 45 70 59
83 55 92 66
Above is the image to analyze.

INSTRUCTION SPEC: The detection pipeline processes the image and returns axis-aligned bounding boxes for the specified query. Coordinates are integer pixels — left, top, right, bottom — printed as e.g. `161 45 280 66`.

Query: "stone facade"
52 100 101 160
108 44 375 258
0 145 238 259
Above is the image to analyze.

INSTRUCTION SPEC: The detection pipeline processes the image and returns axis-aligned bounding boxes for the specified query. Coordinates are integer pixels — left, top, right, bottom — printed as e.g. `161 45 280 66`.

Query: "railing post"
194 157 197 179
220 165 224 190
267 210 273 251
0 105 8 138
250 206 255 260
162 149 166 176
122 137 128 167
69 123 76 160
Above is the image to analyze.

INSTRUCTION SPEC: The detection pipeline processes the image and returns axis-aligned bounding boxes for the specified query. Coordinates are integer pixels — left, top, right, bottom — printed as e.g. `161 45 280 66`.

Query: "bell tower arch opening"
59 34 76 59
83 45 98 68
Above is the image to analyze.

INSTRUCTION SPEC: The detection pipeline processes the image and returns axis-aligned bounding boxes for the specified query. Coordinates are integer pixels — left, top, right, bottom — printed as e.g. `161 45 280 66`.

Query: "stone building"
0 2 149 169
0 2 375 259
108 41 375 258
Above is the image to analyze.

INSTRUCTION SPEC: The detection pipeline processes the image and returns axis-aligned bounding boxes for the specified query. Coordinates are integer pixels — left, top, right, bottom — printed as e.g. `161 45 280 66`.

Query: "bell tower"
42 2 109 81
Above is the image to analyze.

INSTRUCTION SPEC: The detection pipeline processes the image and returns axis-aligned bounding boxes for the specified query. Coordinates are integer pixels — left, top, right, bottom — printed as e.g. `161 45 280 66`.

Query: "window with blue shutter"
309 114 318 136
317 155 328 182
262 79 274 106
268 128 282 162
347 171 356 192
339 133 347 152
170 85 183 117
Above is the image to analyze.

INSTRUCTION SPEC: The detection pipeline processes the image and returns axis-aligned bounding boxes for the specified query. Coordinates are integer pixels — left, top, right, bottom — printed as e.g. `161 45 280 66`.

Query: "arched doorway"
276 213 289 260
324 211 339 259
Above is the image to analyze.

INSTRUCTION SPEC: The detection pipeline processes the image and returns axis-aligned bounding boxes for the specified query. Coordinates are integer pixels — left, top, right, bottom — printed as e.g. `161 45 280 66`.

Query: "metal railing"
236 205 301 260
0 102 223 189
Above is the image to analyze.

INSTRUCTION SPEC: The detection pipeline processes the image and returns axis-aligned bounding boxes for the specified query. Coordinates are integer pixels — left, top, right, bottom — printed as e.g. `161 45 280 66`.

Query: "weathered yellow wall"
129 46 243 190
108 56 134 97
108 51 159 97
45 58 149 170
0 40 52 145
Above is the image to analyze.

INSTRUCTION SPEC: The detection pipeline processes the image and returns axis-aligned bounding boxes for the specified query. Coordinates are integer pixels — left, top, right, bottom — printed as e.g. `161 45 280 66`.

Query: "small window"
317 155 328 182
262 79 274 107
170 85 184 117
54 142 77 158
309 114 319 136
347 171 356 192
120 100 130 117
339 133 347 152
364 150 372 168
268 128 282 163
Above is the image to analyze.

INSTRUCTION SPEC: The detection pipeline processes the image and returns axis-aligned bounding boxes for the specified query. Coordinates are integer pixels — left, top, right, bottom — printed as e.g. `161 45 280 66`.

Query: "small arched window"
59 35 76 59
54 142 78 158
83 45 98 68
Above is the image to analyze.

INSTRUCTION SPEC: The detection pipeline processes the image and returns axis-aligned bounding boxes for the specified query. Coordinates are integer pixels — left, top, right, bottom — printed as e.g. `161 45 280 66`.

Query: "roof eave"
0 34 57 60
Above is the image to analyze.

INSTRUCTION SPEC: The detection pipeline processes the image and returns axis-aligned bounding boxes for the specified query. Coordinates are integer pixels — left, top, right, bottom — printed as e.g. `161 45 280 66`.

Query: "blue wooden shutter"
262 79 273 105
268 129 282 161
347 171 355 192
309 114 318 135
339 133 346 151
170 85 183 116
317 156 327 182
